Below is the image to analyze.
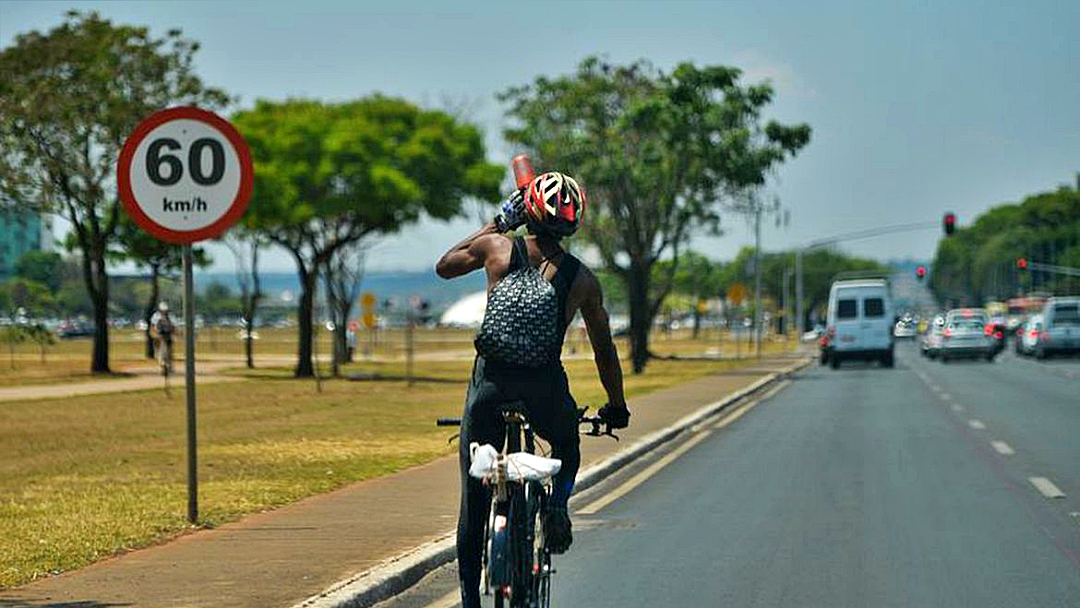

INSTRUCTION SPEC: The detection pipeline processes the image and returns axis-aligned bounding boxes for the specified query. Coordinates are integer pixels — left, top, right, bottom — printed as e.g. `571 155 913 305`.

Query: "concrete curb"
293 356 812 608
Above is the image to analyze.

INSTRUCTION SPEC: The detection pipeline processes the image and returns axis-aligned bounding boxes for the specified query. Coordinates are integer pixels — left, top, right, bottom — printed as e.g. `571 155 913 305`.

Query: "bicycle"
438 403 618 608
157 334 174 379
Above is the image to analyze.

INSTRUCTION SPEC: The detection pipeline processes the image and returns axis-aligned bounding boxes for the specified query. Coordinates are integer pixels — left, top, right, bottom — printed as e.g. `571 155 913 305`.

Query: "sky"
2 0 1078 274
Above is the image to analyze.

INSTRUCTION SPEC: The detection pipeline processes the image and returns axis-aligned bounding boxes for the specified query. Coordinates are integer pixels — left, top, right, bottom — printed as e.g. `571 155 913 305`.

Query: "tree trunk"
324 283 341 379
143 265 160 359
692 307 702 339
294 268 317 378
89 254 110 374
626 263 652 374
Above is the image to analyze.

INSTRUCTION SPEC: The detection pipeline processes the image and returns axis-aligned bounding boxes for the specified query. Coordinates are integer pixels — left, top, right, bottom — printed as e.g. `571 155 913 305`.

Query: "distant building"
0 210 50 278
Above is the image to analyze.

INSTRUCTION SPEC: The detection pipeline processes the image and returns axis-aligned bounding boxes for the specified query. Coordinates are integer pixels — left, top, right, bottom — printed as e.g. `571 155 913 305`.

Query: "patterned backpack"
475 237 578 367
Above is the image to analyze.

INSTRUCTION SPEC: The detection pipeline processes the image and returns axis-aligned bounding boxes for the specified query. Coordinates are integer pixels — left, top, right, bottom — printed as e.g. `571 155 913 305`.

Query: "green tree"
233 97 503 377
14 250 63 293
653 251 726 337
500 57 811 372
930 185 1080 305
0 11 229 373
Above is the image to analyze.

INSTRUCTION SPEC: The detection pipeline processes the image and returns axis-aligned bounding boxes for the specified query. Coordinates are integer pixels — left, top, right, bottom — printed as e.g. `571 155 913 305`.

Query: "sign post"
183 245 197 523
118 106 253 524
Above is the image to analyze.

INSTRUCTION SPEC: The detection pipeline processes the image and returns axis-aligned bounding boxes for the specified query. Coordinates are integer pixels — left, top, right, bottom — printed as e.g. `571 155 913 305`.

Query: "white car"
825 278 895 368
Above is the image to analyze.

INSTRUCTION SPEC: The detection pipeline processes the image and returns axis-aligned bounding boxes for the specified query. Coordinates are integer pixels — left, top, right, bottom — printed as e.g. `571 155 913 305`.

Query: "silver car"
1035 297 1080 359
940 309 995 363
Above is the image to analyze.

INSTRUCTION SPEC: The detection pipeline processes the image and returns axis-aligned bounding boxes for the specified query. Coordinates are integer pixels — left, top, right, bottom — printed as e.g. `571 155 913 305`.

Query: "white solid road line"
990 441 1015 455
968 419 987 430
1029 477 1067 499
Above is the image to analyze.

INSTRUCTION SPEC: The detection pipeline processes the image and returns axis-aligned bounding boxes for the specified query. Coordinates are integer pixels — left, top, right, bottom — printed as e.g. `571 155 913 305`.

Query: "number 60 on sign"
118 106 253 244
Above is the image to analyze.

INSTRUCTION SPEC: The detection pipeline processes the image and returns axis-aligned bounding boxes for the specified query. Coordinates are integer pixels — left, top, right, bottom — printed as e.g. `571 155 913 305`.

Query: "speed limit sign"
118 106 253 244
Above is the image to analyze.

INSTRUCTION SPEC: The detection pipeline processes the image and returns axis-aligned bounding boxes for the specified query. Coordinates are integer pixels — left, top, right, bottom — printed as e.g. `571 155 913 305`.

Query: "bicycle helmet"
524 172 586 237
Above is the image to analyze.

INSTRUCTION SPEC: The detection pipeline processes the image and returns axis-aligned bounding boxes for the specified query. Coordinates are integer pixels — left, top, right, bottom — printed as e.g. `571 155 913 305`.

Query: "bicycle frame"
436 404 616 608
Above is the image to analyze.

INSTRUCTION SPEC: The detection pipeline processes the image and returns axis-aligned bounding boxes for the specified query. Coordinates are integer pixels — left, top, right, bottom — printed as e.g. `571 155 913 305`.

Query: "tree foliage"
500 56 811 372
233 96 504 377
0 11 229 372
930 185 1080 305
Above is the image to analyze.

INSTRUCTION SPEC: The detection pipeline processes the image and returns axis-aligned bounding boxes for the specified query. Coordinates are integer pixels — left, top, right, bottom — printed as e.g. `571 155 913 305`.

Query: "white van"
825 278 895 368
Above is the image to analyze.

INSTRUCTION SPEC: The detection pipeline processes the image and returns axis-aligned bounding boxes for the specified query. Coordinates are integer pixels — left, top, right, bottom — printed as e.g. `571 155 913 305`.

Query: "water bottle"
511 154 535 189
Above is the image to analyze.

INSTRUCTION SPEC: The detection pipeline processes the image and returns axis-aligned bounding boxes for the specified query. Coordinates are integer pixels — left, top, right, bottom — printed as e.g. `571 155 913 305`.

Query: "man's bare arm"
435 222 502 279
579 271 627 410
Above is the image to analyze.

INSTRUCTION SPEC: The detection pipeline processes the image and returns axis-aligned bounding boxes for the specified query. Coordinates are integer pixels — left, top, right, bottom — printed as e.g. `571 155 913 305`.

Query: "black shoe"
542 506 572 554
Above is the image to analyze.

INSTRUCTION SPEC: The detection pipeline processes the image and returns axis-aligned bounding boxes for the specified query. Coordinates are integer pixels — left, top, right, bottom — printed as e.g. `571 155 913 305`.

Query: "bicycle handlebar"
434 408 620 440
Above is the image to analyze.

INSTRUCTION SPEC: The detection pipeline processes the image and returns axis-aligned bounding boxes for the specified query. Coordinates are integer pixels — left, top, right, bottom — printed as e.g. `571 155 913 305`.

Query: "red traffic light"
1017 257 1028 270
943 212 956 236
915 265 927 279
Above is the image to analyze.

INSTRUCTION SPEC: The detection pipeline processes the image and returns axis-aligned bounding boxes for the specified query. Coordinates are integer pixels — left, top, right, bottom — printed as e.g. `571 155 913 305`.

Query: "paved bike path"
0 355 804 608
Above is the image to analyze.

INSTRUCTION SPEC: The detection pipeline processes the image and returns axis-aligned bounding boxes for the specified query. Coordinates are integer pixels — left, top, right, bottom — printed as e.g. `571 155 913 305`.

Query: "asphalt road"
378 342 1080 608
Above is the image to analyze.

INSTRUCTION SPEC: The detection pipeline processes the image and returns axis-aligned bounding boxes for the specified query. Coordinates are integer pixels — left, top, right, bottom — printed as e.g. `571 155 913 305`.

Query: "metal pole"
182 245 198 524
405 312 415 386
754 206 763 359
796 248 805 339
783 266 792 345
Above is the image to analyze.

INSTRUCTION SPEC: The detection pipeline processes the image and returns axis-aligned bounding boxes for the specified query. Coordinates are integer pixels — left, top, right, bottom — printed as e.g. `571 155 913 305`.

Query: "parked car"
939 308 995 363
1034 297 1080 359
825 278 895 369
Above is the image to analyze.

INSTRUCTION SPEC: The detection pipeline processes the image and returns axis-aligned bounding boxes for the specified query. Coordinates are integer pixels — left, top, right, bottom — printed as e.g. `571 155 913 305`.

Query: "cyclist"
436 171 630 607
150 301 175 367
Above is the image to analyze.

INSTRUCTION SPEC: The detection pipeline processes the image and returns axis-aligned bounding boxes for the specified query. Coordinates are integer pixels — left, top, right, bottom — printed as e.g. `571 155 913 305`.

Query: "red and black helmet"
524 172 586 237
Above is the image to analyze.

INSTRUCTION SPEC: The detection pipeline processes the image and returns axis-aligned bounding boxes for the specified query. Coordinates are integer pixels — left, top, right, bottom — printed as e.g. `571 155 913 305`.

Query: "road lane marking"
929 385 942 393
577 381 790 517
577 429 712 515
968 419 986 430
424 590 460 608
990 441 1015 455
1029 477 1066 499
940 393 952 401
951 404 964 412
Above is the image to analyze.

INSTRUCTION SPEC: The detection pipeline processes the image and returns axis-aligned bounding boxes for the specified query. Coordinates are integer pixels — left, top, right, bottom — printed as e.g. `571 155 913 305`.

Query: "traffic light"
915 265 927 281
1017 257 1028 271
943 212 956 236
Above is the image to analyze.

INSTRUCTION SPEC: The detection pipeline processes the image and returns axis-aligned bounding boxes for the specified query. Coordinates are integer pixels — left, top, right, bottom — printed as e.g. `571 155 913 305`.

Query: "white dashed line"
940 393 952 401
990 441 1015 455
968 419 986 430
951 404 964 412
929 385 942 393
1029 477 1066 499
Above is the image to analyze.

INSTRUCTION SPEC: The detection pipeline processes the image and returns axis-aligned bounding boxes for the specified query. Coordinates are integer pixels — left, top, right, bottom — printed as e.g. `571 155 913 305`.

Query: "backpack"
475 237 578 367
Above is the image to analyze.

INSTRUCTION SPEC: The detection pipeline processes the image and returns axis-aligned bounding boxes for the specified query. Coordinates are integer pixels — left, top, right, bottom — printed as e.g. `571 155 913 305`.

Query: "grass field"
0 328 793 588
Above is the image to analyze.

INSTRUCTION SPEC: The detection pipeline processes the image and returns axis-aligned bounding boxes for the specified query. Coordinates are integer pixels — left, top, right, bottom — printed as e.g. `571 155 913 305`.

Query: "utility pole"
754 204 763 359
796 249 804 339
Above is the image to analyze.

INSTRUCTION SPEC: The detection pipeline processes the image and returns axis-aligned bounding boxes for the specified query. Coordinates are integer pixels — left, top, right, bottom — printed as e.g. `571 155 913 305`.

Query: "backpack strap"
510 236 529 272
552 254 581 331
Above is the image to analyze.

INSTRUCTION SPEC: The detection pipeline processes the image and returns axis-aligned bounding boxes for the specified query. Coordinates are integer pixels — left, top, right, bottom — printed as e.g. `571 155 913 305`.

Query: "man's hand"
598 403 630 429
494 189 526 233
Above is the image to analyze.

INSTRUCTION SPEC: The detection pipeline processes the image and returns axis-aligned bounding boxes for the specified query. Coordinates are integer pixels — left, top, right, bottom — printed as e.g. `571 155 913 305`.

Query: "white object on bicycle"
469 442 562 482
